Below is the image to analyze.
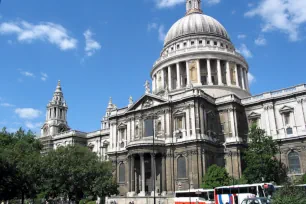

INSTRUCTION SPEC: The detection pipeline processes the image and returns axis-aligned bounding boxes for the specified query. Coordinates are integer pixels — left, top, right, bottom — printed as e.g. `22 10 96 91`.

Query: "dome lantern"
186 0 202 15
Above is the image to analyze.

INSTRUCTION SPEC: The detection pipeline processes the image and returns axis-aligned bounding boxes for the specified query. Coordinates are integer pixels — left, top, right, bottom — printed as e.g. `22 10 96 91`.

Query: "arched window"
177 156 187 179
288 151 301 174
135 125 139 136
119 163 125 183
157 121 162 132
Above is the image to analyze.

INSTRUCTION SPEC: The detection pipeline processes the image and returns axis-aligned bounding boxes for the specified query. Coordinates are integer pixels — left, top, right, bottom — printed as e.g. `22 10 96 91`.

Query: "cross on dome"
186 0 202 15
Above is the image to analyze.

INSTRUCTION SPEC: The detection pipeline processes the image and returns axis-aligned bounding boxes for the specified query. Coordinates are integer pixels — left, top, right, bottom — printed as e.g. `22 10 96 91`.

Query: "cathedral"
40 0 306 201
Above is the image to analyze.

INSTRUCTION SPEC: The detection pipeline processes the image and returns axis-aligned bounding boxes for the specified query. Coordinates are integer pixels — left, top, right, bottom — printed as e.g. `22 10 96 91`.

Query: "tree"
201 164 230 189
41 145 117 203
243 125 287 184
0 128 43 203
272 184 306 204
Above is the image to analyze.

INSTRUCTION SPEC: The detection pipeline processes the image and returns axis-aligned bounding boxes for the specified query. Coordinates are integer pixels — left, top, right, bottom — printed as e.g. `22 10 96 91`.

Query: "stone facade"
40 0 306 202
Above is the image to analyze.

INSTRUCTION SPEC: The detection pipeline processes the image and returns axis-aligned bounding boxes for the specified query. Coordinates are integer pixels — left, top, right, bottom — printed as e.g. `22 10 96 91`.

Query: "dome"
164 13 230 46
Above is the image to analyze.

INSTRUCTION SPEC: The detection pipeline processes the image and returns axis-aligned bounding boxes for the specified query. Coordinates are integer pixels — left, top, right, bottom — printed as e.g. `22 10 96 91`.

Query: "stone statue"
144 80 150 94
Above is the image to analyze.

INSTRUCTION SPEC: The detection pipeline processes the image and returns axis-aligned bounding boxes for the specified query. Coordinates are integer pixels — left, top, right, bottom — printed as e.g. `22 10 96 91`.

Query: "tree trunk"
21 191 25 204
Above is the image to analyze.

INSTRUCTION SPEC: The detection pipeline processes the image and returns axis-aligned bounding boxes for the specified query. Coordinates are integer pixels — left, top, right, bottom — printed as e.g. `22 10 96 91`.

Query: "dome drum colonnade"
150 1 250 95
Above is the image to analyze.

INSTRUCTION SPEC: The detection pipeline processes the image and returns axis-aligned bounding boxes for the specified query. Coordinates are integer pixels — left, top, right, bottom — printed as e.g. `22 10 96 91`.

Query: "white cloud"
0 20 77 50
237 34 247 39
248 73 256 85
236 44 253 58
148 22 166 42
15 108 41 119
25 121 43 129
205 0 221 5
155 0 185 8
41 72 48 81
0 103 15 107
245 0 306 41
158 25 166 42
147 23 158 31
255 35 267 46
84 29 101 57
21 71 35 77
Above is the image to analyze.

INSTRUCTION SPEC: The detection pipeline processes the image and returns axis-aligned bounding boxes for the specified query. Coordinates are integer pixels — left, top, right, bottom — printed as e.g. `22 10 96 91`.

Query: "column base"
138 191 146 197
127 192 136 197
151 191 158 196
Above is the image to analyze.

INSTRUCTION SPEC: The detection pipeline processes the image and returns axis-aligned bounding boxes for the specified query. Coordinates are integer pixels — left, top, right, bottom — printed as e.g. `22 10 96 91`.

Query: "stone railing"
153 45 247 68
215 94 240 104
53 130 87 139
242 84 306 105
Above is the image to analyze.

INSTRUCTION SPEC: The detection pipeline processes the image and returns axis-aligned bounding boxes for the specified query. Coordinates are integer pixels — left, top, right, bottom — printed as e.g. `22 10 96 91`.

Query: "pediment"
248 112 261 119
118 122 127 129
279 105 294 113
127 94 168 111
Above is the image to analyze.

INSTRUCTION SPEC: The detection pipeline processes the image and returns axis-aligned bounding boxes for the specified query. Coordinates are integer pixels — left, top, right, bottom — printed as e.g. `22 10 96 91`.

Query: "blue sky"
0 0 306 134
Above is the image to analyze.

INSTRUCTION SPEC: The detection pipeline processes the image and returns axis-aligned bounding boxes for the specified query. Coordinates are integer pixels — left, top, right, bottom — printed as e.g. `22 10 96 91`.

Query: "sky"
0 0 306 135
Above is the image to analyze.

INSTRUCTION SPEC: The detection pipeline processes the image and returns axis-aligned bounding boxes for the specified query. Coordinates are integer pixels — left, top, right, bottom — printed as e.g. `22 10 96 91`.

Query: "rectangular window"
144 119 154 137
284 112 290 125
207 40 210 45
177 44 180 49
214 41 217 46
176 116 183 130
191 41 194 45
199 40 202 44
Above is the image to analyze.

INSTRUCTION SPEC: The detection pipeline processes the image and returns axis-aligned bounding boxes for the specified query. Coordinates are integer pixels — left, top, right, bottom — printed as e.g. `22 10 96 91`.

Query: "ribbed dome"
164 13 230 46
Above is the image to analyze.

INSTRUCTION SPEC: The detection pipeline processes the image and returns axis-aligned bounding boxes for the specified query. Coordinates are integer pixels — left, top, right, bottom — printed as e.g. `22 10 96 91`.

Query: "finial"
128 96 133 108
109 97 112 105
186 0 202 15
58 80 61 87
55 80 62 93
144 80 151 94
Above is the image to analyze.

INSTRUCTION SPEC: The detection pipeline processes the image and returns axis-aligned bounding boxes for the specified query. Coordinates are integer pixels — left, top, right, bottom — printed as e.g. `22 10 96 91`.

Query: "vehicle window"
258 186 264 197
208 191 214 200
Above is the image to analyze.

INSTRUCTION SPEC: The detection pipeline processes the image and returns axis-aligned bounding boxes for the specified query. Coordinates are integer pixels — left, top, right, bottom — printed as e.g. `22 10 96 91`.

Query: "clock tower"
41 80 69 137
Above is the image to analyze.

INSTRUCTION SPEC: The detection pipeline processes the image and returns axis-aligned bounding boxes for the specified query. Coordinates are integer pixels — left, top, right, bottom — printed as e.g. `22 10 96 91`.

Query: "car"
241 197 271 204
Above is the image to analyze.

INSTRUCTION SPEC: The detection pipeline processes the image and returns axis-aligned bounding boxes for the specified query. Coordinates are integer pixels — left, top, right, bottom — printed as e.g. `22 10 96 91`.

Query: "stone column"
240 67 246 90
176 63 181 89
186 107 191 138
235 64 239 87
229 108 236 137
168 66 172 91
151 153 156 196
244 70 249 91
161 69 165 90
207 59 213 85
226 61 231 86
196 59 201 85
186 61 190 85
162 155 167 195
131 155 135 192
152 75 156 93
190 106 196 138
217 59 223 85
139 153 146 196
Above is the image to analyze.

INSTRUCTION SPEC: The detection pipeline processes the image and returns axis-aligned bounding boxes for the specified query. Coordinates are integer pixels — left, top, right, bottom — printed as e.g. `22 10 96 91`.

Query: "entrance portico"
127 152 166 197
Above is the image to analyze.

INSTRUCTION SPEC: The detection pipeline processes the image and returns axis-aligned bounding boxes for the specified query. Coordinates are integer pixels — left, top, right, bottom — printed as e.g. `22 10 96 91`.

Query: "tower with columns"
41 80 69 137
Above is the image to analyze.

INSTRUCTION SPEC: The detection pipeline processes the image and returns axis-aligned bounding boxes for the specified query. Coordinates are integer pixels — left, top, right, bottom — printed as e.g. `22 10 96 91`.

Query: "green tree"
272 184 306 204
201 164 230 189
0 128 43 203
41 145 117 203
243 125 287 184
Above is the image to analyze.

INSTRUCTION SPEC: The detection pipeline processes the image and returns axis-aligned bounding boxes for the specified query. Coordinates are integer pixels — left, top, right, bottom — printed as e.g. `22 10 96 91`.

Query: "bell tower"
41 80 69 137
186 0 202 15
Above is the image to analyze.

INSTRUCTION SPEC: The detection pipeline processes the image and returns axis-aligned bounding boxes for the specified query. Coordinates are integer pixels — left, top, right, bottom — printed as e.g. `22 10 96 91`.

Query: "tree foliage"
272 184 306 204
243 125 287 184
201 164 230 189
41 145 118 203
0 127 117 203
0 127 43 203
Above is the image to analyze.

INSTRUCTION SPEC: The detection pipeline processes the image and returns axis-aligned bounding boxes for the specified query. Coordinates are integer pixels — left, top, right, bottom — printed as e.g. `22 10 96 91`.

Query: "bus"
175 189 215 204
214 183 275 204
